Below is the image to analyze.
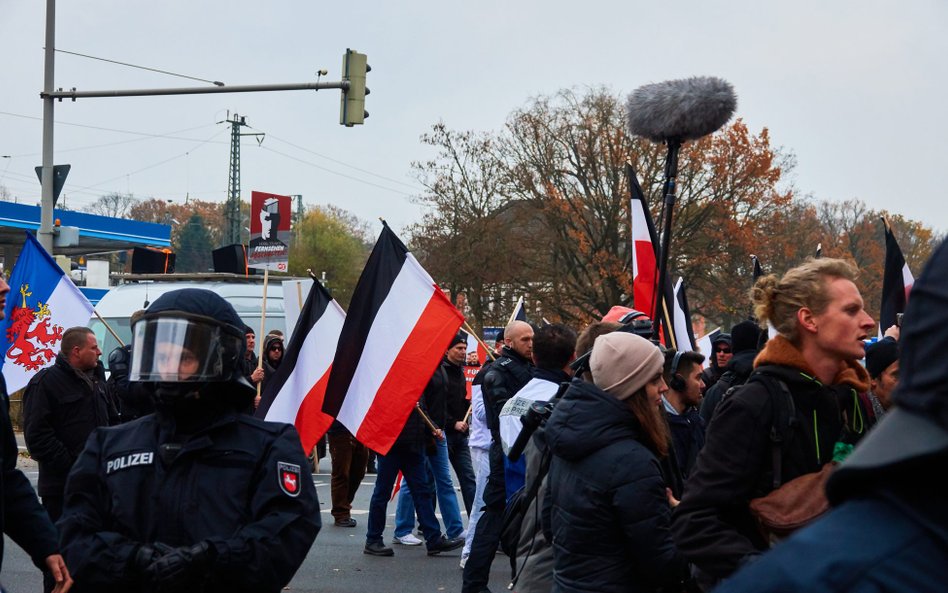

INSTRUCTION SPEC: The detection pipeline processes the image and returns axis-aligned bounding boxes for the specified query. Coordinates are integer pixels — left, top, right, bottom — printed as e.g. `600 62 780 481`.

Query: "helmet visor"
129 315 242 383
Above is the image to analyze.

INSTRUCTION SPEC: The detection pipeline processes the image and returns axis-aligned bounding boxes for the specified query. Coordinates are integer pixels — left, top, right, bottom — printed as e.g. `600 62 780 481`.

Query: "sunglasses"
269 345 284 352
716 347 732 354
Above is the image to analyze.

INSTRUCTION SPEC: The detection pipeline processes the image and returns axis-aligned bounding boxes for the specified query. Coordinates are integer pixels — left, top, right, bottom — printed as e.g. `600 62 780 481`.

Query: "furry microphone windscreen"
626 76 737 143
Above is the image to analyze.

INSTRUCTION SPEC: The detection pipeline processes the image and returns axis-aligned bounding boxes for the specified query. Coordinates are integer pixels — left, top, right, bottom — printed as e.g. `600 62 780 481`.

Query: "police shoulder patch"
277 461 302 497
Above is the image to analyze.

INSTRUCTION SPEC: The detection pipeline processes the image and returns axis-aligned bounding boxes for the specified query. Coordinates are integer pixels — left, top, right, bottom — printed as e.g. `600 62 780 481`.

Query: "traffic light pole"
38 1 363 255
43 80 349 100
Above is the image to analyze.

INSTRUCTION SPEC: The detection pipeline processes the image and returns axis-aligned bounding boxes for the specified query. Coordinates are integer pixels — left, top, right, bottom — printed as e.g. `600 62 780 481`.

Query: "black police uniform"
58 410 319 592
57 288 320 593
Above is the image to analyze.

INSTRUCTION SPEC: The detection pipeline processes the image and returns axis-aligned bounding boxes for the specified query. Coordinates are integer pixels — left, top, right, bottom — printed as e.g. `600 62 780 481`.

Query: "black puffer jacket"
543 380 689 593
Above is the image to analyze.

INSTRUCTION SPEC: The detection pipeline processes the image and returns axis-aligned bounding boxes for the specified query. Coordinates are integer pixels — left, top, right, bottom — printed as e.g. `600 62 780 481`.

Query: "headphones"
669 350 686 392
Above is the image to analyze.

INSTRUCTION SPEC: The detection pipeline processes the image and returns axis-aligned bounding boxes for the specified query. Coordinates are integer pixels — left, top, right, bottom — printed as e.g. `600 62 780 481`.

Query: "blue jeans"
395 436 464 538
366 445 443 547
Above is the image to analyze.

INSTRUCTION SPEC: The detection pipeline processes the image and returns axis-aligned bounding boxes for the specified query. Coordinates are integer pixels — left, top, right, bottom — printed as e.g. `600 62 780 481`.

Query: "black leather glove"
144 541 215 591
134 542 175 572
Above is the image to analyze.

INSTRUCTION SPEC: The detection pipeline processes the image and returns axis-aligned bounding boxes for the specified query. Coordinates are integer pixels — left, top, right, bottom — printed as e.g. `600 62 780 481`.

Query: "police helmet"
129 289 253 399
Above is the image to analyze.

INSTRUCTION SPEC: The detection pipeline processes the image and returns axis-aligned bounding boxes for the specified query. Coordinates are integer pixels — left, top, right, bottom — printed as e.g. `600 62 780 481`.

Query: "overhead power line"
52 48 224 86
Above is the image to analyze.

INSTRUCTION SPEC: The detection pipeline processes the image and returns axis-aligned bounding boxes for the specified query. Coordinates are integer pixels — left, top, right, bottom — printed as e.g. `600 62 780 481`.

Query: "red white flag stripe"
335 253 462 452
262 301 344 442
630 183 658 319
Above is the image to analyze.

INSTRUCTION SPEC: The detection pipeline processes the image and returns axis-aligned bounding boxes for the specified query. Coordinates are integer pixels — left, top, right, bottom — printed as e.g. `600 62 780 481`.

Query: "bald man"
462 320 534 593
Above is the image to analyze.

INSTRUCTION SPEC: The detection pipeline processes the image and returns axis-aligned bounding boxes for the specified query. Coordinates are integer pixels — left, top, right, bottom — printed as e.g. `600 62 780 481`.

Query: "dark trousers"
447 431 477 516
328 432 369 521
366 445 443 548
41 495 64 593
462 441 506 593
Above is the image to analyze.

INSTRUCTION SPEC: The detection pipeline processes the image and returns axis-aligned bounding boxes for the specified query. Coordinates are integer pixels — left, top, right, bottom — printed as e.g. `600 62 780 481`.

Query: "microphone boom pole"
626 76 737 343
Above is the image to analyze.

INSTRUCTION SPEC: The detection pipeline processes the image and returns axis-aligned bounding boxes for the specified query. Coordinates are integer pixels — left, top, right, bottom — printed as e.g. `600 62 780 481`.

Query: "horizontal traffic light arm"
43 80 349 100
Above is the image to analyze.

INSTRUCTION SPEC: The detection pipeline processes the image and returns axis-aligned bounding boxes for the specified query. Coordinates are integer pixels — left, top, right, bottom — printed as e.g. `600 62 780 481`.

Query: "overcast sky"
2 1 946 239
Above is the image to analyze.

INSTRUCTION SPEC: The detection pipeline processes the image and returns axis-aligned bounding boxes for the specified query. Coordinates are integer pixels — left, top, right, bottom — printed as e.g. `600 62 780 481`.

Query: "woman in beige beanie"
542 331 691 593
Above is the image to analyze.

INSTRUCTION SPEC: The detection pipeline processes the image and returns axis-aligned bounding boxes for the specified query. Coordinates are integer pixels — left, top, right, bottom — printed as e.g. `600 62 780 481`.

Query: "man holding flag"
312 223 466 556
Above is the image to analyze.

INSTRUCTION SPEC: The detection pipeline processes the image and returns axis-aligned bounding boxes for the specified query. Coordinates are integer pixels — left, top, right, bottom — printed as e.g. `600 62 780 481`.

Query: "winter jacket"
442 360 469 435
664 404 705 483
23 354 117 497
699 348 756 425
0 375 59 574
423 358 466 431
481 348 533 508
58 408 320 593
544 380 689 593
672 336 870 583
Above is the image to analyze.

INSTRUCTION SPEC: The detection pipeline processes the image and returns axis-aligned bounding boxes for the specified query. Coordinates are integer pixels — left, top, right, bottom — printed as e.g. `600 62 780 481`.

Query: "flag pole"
415 403 444 440
93 309 125 348
255 267 269 404
507 296 524 326
462 320 496 362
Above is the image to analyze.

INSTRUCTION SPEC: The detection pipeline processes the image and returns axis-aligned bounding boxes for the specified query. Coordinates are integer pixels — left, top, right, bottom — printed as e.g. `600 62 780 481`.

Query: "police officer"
58 289 320 592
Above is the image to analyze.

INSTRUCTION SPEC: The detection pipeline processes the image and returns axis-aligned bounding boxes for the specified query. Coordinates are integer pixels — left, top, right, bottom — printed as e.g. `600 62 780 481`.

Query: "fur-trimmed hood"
755 335 870 393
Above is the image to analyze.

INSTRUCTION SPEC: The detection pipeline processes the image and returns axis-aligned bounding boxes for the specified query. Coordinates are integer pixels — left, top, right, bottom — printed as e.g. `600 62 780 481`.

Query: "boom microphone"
626 76 737 143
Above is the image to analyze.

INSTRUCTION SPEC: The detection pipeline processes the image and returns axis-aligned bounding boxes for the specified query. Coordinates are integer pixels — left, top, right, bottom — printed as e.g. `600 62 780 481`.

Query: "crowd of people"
2 240 948 592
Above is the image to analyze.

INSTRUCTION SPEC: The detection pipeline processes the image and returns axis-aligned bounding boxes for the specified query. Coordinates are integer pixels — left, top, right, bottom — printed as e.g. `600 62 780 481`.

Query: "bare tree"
83 192 141 218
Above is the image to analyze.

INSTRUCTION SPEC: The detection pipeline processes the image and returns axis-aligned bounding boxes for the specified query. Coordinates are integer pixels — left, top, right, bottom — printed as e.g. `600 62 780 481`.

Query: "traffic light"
340 49 370 126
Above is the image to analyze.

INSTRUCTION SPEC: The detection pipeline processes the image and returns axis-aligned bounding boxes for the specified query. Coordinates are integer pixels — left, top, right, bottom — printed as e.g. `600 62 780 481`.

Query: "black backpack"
723 366 798 488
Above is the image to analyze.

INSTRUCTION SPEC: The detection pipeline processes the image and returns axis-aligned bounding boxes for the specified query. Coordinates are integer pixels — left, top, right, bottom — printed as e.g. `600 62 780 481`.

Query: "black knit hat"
730 321 762 354
449 332 467 348
832 237 948 480
865 337 898 378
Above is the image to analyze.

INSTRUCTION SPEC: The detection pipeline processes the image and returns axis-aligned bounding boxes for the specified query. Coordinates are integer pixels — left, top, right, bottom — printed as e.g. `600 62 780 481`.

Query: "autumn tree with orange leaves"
413 87 808 327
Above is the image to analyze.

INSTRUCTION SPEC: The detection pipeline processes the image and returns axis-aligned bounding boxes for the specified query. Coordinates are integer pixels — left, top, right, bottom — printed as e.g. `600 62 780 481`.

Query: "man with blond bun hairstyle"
673 258 876 590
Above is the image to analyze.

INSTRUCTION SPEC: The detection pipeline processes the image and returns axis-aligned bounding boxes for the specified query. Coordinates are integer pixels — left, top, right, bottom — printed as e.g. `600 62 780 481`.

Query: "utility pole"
224 114 246 246
38 0 56 253
293 194 304 226
222 113 263 246
38 0 367 255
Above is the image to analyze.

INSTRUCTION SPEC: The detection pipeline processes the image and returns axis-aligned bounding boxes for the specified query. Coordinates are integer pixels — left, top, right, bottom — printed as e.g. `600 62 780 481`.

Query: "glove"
134 542 175 572
144 541 215 592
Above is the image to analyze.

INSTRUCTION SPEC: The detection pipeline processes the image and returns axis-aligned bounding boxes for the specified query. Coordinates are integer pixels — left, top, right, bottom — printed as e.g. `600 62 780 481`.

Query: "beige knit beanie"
590 332 665 400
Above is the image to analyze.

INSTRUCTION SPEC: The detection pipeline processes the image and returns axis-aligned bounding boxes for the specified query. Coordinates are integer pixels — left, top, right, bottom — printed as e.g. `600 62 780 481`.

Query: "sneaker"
459 553 469 569
427 535 465 556
363 541 394 557
393 533 423 546
334 518 357 528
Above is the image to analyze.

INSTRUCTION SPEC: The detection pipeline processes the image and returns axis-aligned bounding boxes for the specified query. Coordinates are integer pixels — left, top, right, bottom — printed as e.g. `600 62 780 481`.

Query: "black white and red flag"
321 222 464 454
880 219 915 331
628 164 676 346
255 279 344 453
751 254 763 282
629 164 660 320
671 277 698 352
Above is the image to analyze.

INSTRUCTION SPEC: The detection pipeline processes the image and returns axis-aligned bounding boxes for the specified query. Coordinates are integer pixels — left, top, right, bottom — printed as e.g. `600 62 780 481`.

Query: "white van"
90 273 305 369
